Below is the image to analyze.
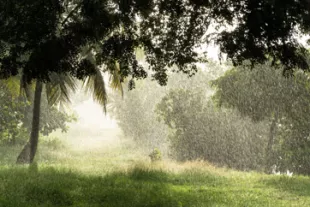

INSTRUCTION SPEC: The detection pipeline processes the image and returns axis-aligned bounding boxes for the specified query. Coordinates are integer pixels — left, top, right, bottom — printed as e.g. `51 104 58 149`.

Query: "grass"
1 135 310 206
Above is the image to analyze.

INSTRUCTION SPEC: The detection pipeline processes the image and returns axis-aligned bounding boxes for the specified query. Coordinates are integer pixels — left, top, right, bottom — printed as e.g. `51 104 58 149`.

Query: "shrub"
149 148 162 162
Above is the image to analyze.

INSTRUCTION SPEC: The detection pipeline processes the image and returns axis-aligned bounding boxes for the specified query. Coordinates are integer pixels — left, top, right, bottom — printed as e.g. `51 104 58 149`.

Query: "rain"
1 1 310 206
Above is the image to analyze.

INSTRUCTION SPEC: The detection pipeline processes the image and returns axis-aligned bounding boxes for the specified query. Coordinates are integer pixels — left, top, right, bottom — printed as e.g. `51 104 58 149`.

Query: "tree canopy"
212 65 310 173
1 0 310 84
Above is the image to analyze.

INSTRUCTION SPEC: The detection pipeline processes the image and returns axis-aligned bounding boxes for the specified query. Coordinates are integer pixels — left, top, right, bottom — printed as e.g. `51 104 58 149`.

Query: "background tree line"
110 62 310 175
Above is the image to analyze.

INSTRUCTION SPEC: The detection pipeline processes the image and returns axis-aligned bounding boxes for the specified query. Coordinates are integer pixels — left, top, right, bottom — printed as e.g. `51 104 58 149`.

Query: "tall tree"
16 73 77 164
212 65 310 172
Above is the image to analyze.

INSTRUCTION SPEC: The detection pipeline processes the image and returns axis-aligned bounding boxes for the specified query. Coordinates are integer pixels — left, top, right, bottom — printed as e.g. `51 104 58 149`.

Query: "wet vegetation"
2 60 310 206
2 61 310 206
2 0 310 206
1 132 310 207
111 62 310 175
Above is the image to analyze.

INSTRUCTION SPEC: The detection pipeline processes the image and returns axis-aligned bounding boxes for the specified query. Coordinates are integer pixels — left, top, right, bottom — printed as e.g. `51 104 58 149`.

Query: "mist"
40 60 310 177
65 98 120 151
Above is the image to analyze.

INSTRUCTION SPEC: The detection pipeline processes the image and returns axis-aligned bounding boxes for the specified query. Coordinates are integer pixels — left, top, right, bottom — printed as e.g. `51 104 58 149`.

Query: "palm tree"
16 60 123 164
16 73 76 164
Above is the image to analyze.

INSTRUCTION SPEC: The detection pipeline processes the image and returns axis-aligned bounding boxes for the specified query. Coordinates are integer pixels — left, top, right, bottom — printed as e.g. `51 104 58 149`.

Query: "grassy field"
1 131 310 207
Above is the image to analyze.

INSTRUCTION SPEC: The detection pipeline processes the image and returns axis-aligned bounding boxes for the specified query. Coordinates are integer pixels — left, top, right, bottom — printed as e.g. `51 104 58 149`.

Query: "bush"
149 148 162 162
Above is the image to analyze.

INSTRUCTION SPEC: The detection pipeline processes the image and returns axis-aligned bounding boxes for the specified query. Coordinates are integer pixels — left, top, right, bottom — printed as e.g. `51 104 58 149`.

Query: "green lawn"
1 140 310 207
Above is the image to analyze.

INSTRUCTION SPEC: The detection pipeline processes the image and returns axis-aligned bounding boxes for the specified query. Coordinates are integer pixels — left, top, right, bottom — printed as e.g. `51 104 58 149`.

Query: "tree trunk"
16 81 43 164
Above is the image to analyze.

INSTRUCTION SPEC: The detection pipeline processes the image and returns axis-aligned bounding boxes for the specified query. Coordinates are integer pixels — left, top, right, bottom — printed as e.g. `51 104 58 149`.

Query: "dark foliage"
1 0 310 84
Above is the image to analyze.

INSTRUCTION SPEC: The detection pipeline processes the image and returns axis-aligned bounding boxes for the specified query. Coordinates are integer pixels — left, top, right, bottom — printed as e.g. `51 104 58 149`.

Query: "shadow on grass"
0 165 281 207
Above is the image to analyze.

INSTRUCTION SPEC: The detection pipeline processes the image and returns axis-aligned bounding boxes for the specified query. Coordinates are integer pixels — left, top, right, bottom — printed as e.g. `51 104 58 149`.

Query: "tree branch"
61 2 83 26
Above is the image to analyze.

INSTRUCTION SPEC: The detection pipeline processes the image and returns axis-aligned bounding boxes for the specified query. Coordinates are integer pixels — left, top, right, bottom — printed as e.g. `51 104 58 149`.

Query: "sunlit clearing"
65 98 120 151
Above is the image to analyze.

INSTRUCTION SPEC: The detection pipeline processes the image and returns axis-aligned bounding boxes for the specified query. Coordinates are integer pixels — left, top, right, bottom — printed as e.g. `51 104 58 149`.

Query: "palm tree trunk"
29 81 43 163
16 81 43 164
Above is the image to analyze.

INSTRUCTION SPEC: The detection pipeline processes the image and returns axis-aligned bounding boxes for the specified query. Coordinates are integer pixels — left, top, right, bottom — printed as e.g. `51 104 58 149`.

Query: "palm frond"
109 61 123 97
83 66 107 113
46 72 77 107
